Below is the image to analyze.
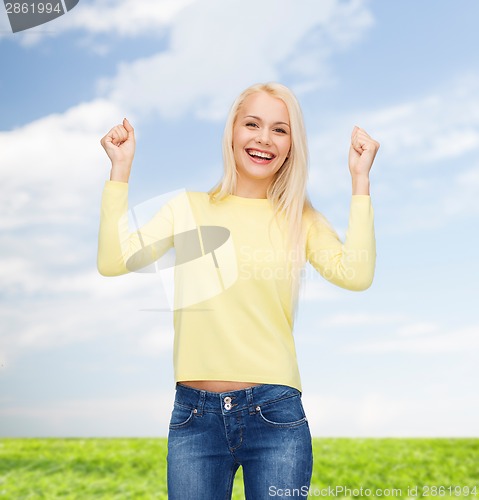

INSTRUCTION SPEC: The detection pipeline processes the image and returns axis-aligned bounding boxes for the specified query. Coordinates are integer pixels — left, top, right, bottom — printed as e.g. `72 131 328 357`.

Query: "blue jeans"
167 383 313 499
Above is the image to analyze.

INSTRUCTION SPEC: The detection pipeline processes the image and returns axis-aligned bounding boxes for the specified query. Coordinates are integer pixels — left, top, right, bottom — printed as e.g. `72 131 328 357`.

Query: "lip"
245 148 276 164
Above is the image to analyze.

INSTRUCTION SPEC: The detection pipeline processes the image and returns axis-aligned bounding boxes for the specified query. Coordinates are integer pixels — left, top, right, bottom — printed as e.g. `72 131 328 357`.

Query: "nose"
256 128 271 146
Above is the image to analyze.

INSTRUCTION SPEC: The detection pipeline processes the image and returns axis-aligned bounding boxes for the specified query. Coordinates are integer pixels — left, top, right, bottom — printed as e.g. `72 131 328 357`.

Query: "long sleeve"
305 195 376 291
97 181 174 277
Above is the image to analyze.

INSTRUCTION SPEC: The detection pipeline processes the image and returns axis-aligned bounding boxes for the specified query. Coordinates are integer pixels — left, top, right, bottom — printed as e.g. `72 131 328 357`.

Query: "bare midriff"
179 380 261 393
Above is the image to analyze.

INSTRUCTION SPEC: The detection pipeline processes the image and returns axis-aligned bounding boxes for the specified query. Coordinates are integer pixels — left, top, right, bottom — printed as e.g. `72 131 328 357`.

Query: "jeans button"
224 403 232 410
224 397 232 404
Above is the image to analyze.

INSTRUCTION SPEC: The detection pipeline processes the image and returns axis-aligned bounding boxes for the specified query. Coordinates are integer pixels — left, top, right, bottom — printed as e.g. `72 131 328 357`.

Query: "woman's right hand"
100 118 136 182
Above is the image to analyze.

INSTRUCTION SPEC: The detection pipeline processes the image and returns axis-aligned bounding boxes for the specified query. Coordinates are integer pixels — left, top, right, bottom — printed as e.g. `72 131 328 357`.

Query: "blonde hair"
209 82 315 311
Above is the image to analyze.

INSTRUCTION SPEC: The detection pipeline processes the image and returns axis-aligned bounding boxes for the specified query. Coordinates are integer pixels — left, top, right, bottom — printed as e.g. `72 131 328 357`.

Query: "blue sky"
1 0 478 438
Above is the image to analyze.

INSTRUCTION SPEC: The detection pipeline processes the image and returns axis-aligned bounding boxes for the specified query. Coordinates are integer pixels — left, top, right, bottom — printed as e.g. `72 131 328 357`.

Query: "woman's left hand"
348 126 380 179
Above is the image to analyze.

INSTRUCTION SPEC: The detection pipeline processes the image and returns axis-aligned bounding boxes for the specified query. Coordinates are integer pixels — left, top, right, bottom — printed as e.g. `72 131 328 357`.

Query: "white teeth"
248 150 274 159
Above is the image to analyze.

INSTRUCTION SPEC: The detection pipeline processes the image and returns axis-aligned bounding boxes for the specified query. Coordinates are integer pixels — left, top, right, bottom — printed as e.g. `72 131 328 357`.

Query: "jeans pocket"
257 394 308 428
169 403 195 430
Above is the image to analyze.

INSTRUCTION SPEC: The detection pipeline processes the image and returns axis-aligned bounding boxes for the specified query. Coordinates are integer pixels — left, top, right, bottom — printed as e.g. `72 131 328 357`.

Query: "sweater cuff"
351 194 372 208
351 194 371 201
104 180 129 191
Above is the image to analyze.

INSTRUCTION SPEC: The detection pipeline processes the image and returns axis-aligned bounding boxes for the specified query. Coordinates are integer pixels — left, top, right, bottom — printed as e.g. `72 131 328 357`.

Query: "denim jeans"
167 383 313 499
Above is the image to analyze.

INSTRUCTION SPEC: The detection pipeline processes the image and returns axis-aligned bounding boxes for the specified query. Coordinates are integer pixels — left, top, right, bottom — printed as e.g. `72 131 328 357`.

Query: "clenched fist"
348 126 380 195
100 118 136 182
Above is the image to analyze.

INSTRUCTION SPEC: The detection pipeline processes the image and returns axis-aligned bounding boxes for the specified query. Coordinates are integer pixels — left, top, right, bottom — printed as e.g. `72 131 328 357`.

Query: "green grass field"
0 438 477 499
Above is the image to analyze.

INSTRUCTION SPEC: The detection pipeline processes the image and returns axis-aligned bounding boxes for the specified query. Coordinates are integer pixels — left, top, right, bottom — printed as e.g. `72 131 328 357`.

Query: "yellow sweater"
97 181 376 391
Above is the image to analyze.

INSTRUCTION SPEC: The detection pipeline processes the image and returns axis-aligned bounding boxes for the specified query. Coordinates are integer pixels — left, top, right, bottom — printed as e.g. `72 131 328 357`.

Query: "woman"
98 82 379 499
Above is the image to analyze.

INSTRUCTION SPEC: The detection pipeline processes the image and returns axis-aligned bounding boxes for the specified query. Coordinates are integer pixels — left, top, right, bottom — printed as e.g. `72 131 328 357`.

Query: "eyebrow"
244 115 290 127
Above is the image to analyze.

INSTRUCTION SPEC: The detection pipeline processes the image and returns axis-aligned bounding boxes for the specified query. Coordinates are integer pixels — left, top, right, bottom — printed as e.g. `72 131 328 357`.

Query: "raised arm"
306 126 379 291
97 119 174 276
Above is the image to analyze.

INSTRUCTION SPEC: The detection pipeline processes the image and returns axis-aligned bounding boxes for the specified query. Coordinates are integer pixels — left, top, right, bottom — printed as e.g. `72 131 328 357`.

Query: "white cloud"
308 73 479 198
0 270 174 366
0 247 166 300
0 98 153 368
363 73 479 166
302 392 406 436
99 0 373 120
3 0 374 72
320 312 405 327
0 391 175 437
303 315 478 354
0 0 198 45
396 321 439 337
347 324 479 354
136 324 174 356
442 165 479 217
302 390 479 436
0 98 124 229
61 0 197 36
299 270 342 302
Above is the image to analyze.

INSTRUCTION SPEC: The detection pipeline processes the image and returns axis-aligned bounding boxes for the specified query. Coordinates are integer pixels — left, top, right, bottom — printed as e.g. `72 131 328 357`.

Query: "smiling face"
232 91 291 198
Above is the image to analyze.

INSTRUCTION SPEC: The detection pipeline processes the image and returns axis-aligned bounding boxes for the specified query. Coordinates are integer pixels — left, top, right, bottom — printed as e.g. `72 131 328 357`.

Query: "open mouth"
246 148 276 163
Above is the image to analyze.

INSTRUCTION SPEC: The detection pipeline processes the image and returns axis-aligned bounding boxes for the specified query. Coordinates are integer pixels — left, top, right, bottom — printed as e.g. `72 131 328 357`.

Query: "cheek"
232 134 244 155
232 127 248 150
280 138 291 157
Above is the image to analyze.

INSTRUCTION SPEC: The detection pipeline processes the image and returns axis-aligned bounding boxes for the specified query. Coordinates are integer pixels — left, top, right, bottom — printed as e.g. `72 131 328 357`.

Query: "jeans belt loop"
246 387 255 415
195 390 206 416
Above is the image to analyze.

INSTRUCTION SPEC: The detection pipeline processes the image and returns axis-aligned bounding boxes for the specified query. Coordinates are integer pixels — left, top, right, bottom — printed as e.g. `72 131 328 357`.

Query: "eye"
274 128 287 134
246 122 259 128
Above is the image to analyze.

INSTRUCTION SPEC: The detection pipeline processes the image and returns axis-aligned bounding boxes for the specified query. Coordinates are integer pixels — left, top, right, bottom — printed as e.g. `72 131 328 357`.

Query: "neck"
234 179 270 199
